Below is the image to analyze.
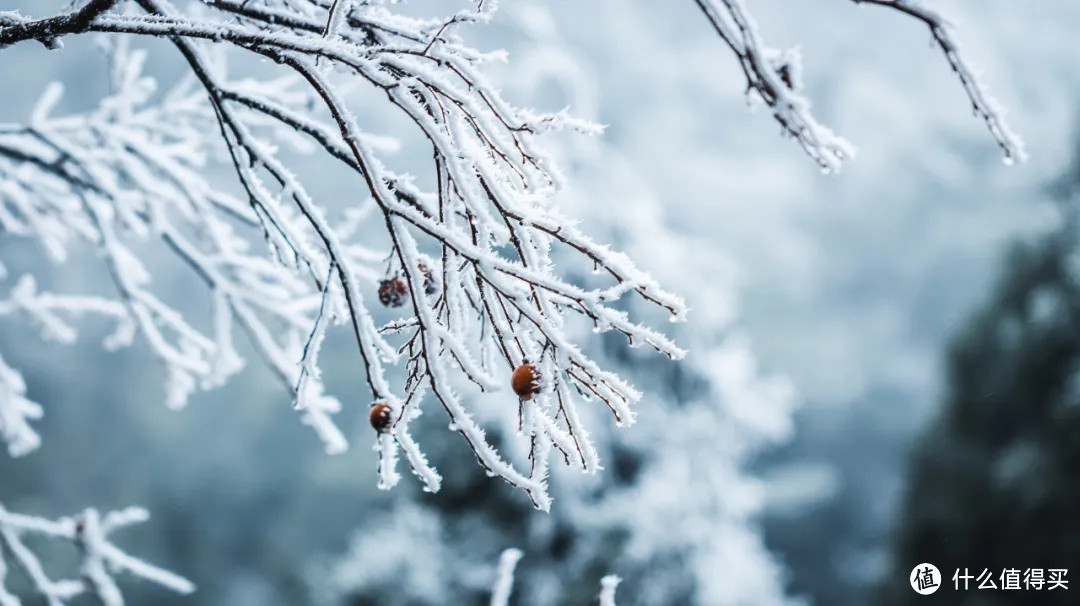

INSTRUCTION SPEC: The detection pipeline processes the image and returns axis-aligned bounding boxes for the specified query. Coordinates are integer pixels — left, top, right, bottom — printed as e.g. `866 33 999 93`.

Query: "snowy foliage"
0 0 1039 604
311 505 450 604
0 0 690 511
0 503 193 605
0 0 1026 513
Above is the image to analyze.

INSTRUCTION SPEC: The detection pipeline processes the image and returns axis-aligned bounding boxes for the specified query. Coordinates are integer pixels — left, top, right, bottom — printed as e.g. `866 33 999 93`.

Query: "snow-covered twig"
853 0 1027 164
694 0 854 173
0 503 193 605
694 0 1025 170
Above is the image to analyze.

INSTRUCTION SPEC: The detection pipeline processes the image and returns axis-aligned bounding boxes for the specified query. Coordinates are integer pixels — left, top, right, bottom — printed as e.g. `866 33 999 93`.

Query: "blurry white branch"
488 547 619 606
488 548 521 606
694 0 1026 171
599 574 622 606
0 353 42 458
0 503 193 605
0 0 686 509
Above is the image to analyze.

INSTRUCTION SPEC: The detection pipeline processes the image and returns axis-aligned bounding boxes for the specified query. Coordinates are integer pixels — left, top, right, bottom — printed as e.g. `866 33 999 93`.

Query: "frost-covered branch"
694 0 1025 170
694 0 854 173
0 503 193 605
0 0 685 509
852 0 1027 163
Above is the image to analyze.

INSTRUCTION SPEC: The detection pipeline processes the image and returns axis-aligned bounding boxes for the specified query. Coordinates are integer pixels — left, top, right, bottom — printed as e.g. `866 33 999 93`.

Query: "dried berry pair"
378 277 408 308
377 264 440 308
370 364 537 436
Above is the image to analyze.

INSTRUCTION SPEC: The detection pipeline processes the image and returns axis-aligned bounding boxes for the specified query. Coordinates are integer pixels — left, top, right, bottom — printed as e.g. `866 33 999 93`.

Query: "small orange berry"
511 364 541 400
369 402 393 433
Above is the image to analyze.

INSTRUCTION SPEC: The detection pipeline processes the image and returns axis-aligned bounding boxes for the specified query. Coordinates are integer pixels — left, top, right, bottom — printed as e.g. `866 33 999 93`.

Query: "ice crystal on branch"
0 0 686 509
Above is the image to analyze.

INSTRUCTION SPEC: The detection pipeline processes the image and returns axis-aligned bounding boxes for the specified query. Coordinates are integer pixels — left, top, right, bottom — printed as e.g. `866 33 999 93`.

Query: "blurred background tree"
881 140 1080 605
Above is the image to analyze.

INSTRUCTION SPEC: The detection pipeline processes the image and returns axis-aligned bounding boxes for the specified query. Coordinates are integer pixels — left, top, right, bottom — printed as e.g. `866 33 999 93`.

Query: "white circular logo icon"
910 563 941 595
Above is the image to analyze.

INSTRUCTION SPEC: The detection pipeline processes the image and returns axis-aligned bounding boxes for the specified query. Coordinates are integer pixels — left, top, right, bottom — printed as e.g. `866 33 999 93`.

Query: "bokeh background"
2 0 1079 604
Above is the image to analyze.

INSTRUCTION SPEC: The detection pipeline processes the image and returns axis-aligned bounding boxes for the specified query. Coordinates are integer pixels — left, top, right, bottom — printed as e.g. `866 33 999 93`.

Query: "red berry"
378 278 408 308
369 402 393 433
511 364 541 400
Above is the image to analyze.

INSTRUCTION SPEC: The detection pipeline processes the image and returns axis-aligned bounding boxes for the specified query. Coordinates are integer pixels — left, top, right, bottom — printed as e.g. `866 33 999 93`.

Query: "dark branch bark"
0 0 117 48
